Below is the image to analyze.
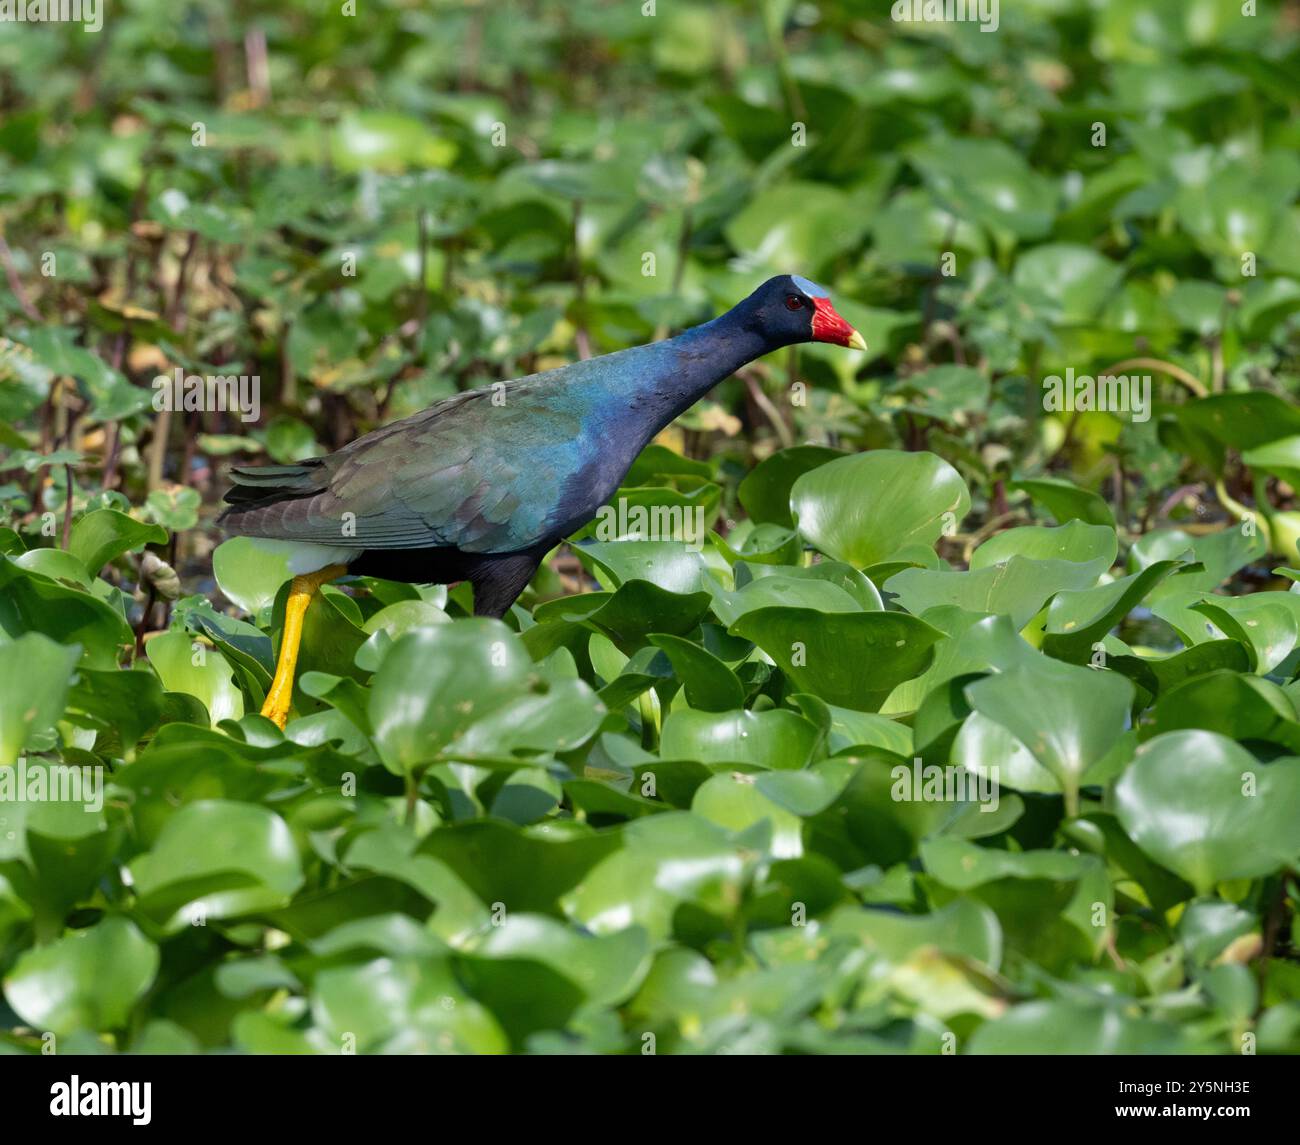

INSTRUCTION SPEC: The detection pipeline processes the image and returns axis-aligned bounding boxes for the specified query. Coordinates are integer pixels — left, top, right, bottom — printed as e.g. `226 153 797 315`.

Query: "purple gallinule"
219 274 866 726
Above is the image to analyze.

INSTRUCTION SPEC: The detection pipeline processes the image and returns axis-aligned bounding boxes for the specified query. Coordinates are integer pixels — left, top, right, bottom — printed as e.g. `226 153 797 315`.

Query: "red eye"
785 295 804 310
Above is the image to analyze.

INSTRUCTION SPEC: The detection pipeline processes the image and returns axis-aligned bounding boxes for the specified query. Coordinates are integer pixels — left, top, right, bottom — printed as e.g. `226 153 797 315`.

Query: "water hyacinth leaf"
754 769 841 818
187 608 274 690
659 708 821 769
970 521 1117 571
810 701 912 756
1178 901 1259 968
802 749 951 869
64 665 165 754
912 671 979 762
707 574 865 628
145 629 245 726
884 528 1115 633
1012 244 1125 324
369 621 532 773
1108 640 1250 703
737 445 842 528
287 586 371 686
624 444 712 485
450 678 605 758
909 136 1057 241
647 634 745 712
952 712 1059 795
1244 435 1300 488
0 633 79 765
1149 671 1300 752
1011 477 1115 528
725 181 864 270
738 560 883 610
577 540 708 595
921 837 1091 890
563 813 745 941
889 365 989 424
12 548 92 587
1173 392 1300 451
329 110 458 173
3 916 158 1036
707 523 802 568
533 582 713 650
964 660 1134 813
422 820 622 914
733 606 944 711
472 913 651 1008
130 799 304 929
213 537 295 619
970 1001 1185 1055
1114 731 1300 895
311 956 506 1054
0 556 133 668
1191 595 1298 675
829 896 1001 970
144 485 201 531
67 509 167 577
692 774 805 858
1130 525 1266 596
885 556 1106 631
880 610 1017 715
791 450 970 570
361 600 450 640
1042 560 1180 661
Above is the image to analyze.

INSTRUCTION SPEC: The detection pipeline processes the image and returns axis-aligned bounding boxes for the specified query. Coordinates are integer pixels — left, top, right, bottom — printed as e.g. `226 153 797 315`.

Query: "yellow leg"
260 563 349 729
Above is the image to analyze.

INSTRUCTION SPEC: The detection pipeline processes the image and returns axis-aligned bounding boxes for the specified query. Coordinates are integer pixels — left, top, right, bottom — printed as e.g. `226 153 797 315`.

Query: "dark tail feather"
222 461 324 504
219 462 327 522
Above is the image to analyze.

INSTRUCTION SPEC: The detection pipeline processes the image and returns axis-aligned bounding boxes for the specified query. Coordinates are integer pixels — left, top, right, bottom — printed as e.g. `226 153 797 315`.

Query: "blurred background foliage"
0 0 1297 579
1 0 1300 1057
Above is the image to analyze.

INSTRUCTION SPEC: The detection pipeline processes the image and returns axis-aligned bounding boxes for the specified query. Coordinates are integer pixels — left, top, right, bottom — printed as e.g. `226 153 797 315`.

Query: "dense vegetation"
1 0 1299 1054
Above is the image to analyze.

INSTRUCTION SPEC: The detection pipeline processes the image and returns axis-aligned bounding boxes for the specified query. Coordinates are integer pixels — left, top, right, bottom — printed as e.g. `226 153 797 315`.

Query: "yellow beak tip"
847 329 868 353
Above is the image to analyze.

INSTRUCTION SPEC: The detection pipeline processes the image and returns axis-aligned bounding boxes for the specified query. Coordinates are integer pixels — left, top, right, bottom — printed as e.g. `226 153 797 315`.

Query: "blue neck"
603 304 776 438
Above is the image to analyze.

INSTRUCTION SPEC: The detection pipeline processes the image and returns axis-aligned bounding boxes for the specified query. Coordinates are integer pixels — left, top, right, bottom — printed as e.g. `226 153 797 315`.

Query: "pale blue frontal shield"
791 274 828 298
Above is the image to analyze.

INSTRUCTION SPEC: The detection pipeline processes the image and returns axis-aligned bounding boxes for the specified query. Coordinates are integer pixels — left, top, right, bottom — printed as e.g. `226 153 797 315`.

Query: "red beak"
811 297 867 350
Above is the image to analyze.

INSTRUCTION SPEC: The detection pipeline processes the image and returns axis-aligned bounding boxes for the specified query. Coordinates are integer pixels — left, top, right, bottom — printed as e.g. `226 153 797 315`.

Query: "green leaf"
212 537 294 619
732 607 944 711
725 182 866 272
660 708 821 769
1012 244 1124 324
1150 671 1300 752
1011 476 1116 527
0 556 133 668
369 621 532 773
1042 560 1180 661
970 1001 1185 1054
0 632 79 765
692 773 805 857
145 629 245 726
3 917 158 1036
647 633 745 711
964 658 1134 813
909 136 1056 241
312 955 506 1054
1115 731 1300 895
68 509 167 577
738 445 842 528
130 799 305 930
791 450 970 569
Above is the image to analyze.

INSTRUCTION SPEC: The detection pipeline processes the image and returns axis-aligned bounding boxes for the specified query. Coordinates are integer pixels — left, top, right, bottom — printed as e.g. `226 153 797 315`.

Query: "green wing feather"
220 385 587 553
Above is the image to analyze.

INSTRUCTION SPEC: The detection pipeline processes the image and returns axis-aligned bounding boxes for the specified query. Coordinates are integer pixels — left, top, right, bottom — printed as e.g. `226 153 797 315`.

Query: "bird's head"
740 274 868 352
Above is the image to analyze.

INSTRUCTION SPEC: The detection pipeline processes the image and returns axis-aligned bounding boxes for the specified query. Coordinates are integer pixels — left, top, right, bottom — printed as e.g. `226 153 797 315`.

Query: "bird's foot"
259 562 350 731
260 687 292 730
